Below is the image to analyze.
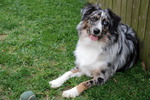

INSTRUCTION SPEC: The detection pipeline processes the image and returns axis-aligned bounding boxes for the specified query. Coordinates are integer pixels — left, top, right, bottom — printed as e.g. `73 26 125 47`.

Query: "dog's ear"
106 8 121 29
81 3 101 20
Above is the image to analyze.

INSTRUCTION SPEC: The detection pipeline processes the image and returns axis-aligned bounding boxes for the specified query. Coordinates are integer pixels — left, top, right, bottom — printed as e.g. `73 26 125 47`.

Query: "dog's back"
115 24 139 72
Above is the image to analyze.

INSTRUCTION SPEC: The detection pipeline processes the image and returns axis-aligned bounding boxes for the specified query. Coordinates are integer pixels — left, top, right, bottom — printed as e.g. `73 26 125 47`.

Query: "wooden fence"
89 0 150 68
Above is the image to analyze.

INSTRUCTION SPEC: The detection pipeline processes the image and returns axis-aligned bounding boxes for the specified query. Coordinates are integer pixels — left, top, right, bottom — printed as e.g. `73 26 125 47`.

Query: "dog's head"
77 4 121 42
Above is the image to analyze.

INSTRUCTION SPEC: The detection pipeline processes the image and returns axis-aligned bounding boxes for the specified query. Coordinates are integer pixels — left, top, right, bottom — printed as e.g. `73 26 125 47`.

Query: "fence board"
112 0 117 14
115 0 122 16
105 0 113 9
143 1 150 67
137 0 149 59
126 0 133 26
101 0 106 9
102 0 106 9
131 0 140 31
120 0 127 23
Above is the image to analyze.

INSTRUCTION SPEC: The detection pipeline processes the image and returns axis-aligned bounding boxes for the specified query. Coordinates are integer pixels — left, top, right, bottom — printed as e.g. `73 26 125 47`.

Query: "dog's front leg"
62 68 115 98
49 67 83 88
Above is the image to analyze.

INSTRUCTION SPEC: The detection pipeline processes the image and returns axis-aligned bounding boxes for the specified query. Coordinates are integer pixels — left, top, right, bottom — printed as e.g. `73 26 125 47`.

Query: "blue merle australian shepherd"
49 4 139 98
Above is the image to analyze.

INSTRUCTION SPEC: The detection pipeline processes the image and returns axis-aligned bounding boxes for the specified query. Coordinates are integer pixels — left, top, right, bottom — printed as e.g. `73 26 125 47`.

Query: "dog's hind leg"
62 68 115 98
49 67 83 88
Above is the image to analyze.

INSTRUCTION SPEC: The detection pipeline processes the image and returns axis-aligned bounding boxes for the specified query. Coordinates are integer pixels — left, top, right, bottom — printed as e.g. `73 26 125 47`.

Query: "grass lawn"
0 0 150 100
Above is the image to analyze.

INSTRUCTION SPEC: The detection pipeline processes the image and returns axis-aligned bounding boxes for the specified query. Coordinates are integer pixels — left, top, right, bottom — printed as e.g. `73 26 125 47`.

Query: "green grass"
0 0 150 100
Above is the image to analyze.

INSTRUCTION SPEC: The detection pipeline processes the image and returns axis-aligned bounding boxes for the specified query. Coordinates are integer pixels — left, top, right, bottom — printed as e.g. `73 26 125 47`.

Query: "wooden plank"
143 1 150 68
102 0 106 9
112 0 117 14
137 0 149 59
120 0 127 23
100 0 106 9
131 0 140 31
105 0 108 9
115 0 122 16
105 0 113 9
126 0 133 26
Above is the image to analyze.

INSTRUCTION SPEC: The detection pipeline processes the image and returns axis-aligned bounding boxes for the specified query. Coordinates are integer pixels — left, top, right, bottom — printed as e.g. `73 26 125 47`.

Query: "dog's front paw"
49 79 63 88
62 87 79 98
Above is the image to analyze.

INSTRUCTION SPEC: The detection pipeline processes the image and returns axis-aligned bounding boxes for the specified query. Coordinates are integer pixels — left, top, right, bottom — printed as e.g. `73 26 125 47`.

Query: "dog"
49 4 139 98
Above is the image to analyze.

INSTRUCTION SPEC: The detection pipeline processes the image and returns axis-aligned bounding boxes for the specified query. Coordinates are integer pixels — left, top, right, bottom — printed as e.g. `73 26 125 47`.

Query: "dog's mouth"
89 31 107 41
89 34 103 41
89 34 99 41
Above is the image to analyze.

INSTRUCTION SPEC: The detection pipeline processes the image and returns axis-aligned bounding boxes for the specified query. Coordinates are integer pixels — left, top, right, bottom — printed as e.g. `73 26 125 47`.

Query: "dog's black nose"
93 28 100 35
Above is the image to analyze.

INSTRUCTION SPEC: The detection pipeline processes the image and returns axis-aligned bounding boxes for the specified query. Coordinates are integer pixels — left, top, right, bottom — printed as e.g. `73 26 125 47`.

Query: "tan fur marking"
71 69 80 73
92 69 101 77
81 20 89 29
76 82 88 94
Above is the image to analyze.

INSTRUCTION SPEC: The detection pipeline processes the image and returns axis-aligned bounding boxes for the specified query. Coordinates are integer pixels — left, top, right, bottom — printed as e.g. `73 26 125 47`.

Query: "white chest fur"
74 37 108 76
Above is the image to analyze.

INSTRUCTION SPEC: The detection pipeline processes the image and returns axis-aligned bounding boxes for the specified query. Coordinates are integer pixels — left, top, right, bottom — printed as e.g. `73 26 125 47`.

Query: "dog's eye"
102 20 109 26
90 17 99 22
